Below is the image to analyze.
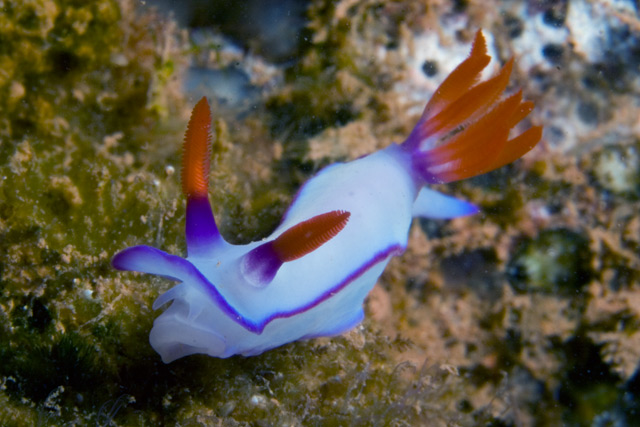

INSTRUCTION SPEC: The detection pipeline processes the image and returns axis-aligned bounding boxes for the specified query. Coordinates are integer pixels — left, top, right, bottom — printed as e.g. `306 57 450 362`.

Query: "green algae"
591 142 640 198
556 336 622 425
507 228 593 295
0 0 186 423
265 0 409 171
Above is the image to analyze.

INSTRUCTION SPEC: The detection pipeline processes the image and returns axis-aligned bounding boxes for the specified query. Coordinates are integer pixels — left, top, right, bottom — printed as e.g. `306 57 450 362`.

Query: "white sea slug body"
113 31 542 363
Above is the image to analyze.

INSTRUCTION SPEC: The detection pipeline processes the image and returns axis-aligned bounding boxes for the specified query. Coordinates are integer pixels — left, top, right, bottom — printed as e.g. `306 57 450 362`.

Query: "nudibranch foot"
149 305 227 363
112 29 542 362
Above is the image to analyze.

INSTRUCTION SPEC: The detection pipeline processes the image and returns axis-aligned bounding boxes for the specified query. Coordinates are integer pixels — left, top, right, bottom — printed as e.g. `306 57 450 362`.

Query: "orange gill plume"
405 30 543 184
182 97 212 199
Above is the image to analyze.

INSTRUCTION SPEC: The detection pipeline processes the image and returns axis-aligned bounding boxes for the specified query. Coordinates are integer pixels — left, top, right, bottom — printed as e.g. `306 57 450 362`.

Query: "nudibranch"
113 31 542 363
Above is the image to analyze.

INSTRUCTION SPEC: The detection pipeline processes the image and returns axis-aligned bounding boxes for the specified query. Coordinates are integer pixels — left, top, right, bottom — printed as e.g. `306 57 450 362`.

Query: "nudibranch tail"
240 210 351 287
402 30 542 184
182 97 223 255
412 187 479 219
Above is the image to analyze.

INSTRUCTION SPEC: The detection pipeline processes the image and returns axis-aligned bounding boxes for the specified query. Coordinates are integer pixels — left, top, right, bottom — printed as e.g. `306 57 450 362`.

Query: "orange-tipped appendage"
491 125 543 170
426 90 524 166
408 31 542 184
422 58 513 136
424 91 537 183
182 97 212 199
272 210 351 262
422 30 491 121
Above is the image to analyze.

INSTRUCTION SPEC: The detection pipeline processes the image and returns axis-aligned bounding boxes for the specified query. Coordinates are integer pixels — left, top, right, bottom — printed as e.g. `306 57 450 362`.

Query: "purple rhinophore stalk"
186 196 221 255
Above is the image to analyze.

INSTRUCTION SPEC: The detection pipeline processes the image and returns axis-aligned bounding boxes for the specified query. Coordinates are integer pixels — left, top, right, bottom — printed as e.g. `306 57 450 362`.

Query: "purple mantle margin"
112 243 404 335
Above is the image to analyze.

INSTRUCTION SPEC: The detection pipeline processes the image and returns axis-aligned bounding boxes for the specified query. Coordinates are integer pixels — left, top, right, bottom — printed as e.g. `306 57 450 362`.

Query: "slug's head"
115 98 355 362
180 97 352 286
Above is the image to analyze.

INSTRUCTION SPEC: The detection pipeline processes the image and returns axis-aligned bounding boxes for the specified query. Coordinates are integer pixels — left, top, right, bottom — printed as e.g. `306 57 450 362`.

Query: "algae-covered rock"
2 0 640 425
507 228 593 295
0 0 188 424
592 142 640 198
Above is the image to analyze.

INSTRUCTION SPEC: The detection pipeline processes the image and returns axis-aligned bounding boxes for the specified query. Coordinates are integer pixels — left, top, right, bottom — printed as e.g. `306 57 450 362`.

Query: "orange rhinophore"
239 209 352 288
181 96 212 199
272 210 351 262
405 30 543 184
